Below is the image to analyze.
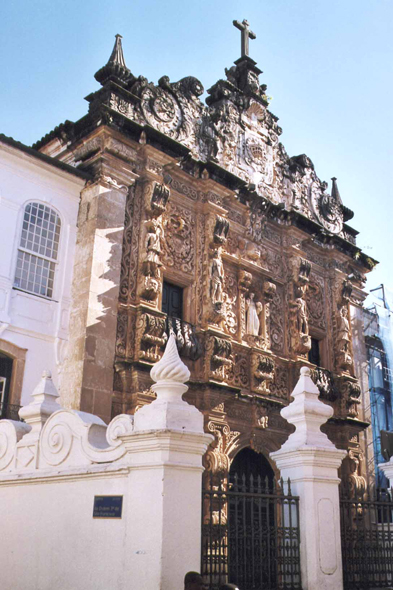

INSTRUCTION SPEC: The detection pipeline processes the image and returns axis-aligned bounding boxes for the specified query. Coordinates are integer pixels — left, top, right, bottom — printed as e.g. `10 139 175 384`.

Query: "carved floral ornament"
205 421 241 474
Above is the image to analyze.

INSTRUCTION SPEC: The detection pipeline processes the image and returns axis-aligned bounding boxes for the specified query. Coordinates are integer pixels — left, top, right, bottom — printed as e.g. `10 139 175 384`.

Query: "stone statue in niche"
337 306 350 353
336 305 353 370
144 219 163 278
210 249 224 304
291 285 309 336
245 293 262 335
289 283 311 354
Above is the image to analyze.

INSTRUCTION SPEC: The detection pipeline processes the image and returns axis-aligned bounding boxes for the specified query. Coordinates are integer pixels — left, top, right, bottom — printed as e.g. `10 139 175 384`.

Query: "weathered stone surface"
35 29 374 480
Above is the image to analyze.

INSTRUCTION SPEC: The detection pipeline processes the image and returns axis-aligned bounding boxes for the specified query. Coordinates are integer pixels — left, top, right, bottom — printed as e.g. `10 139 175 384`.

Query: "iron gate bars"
340 486 393 589
202 471 301 590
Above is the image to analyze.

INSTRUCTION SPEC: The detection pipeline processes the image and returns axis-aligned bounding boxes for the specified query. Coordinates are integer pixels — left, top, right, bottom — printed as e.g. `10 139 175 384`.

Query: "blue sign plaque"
93 495 123 519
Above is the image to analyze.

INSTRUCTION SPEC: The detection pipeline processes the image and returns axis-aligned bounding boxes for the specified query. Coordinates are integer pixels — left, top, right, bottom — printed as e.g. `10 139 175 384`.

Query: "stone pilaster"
61 180 130 423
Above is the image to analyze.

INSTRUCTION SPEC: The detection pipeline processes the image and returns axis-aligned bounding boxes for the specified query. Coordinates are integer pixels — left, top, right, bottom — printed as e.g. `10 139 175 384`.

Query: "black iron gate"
202 471 301 590
340 486 393 589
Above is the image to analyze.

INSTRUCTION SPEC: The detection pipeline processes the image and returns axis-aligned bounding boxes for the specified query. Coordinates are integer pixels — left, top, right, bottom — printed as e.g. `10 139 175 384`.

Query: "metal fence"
202 472 301 590
340 486 393 589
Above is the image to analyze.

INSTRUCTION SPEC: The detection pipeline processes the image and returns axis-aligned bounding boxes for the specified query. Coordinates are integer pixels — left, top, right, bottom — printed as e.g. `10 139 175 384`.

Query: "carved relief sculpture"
251 354 275 394
135 312 168 362
207 335 233 382
335 279 354 372
289 258 311 355
140 181 170 304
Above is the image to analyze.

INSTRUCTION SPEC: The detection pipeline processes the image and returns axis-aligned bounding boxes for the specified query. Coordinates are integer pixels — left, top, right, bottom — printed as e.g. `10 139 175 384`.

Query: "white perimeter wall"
0 467 130 590
0 142 85 404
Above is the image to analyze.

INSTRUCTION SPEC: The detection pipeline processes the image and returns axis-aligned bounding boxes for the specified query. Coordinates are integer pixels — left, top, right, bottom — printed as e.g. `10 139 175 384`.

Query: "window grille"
14 202 61 298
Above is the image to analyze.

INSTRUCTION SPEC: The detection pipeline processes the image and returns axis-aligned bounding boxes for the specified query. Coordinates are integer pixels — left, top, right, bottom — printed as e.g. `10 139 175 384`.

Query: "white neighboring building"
0 134 88 413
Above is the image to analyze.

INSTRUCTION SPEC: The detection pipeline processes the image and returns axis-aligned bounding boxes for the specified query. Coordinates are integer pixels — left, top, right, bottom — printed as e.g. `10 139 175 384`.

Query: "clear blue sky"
1 0 392 293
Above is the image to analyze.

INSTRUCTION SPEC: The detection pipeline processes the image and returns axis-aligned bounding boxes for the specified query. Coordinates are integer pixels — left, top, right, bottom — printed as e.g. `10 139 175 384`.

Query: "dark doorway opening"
228 448 276 589
308 337 321 367
162 281 183 319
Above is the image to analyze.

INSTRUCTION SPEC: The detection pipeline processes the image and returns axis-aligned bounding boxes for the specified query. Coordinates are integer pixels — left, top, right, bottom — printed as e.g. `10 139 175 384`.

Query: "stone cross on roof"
233 19 256 58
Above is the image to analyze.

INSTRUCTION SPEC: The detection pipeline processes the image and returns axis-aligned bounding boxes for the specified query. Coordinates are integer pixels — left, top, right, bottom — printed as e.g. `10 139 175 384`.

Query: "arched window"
14 202 61 298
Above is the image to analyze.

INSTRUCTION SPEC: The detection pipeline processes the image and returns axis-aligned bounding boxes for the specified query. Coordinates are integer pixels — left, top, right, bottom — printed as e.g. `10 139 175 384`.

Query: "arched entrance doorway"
228 448 276 590
202 446 301 590
230 446 274 487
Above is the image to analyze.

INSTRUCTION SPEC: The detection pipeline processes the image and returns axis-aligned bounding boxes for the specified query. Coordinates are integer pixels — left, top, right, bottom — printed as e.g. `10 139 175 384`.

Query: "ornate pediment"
36 30 364 249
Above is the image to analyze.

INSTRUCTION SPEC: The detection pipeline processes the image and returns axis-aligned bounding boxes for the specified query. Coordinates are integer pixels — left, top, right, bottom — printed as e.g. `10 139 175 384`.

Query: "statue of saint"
245 293 262 335
290 285 309 336
337 306 350 352
144 220 162 278
210 250 224 304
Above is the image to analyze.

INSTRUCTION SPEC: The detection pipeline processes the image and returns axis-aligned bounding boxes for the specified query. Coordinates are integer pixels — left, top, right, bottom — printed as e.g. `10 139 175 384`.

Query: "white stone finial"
18 370 61 440
150 334 190 384
278 365 336 450
134 335 203 433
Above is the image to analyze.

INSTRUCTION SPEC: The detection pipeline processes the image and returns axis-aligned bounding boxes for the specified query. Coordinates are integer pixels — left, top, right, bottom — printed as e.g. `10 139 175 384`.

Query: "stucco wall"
0 141 85 404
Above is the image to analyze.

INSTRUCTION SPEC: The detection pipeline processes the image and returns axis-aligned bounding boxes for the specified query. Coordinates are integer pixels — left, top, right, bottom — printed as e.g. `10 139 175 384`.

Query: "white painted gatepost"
271 367 347 590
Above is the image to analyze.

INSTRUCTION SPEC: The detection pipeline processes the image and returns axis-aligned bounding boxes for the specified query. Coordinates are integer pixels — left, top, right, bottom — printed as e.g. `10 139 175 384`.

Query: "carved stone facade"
34 30 375 484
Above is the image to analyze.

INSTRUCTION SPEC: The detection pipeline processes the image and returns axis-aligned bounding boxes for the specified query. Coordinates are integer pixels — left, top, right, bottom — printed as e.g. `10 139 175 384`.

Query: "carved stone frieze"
270 286 284 353
119 184 137 303
227 348 249 389
115 309 128 358
269 364 290 401
165 174 199 201
162 202 195 274
305 274 327 331
107 138 138 163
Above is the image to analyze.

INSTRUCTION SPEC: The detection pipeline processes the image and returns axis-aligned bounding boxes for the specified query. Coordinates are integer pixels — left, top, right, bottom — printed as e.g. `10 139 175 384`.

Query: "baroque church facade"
27 24 376 487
